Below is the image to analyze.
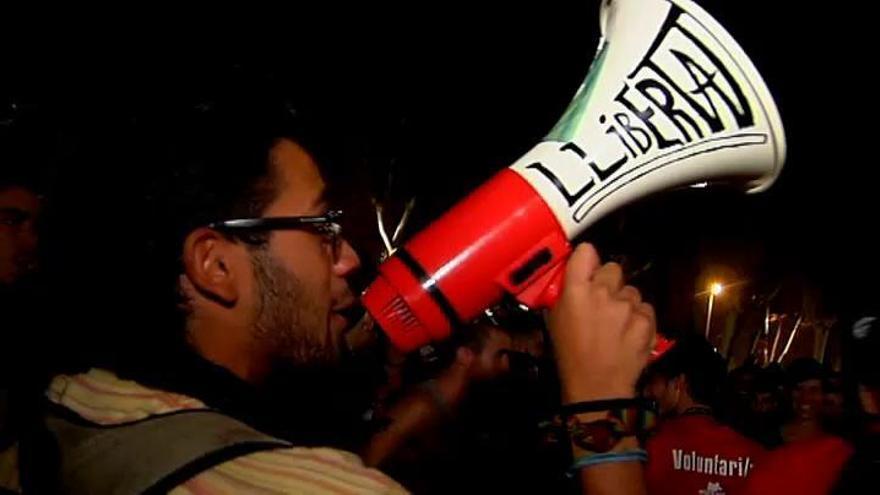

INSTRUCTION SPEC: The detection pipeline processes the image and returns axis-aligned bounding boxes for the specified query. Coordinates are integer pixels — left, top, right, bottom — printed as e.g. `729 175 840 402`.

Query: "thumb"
563 243 602 290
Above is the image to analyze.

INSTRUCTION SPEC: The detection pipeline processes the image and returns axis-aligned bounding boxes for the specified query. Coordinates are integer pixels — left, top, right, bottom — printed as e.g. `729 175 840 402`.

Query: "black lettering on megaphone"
526 141 629 208
629 4 754 137
612 112 653 155
528 3 761 218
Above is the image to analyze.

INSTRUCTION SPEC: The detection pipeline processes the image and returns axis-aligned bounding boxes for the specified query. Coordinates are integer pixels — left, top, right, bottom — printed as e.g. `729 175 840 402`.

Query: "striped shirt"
47 369 409 494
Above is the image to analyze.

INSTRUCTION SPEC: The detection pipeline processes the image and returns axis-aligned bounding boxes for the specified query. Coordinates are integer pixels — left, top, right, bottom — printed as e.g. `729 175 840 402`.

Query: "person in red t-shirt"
642 335 764 495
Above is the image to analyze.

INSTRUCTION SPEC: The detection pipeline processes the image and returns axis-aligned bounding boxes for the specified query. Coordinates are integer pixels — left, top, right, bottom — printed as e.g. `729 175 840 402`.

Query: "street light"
705 282 724 337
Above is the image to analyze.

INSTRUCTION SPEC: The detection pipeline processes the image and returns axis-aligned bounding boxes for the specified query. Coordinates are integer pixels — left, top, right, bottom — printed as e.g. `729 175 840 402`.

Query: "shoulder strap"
45 405 291 495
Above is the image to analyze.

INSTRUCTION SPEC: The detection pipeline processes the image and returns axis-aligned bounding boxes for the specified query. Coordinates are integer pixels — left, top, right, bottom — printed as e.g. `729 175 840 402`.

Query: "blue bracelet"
567 449 648 477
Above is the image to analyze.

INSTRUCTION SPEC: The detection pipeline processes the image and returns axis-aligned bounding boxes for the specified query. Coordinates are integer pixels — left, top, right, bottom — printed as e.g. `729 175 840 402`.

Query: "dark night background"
2 1 875 364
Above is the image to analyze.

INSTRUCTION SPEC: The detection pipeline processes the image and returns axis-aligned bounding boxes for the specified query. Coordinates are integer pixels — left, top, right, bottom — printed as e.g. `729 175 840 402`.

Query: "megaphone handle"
513 259 568 310
514 252 675 361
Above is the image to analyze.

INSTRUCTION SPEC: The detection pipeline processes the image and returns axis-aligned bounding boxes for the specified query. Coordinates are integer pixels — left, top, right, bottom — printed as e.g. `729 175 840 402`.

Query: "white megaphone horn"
363 0 786 352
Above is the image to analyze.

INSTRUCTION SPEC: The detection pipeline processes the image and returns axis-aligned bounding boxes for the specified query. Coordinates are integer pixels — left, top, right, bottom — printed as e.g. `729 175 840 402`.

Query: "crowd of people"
1 98 878 494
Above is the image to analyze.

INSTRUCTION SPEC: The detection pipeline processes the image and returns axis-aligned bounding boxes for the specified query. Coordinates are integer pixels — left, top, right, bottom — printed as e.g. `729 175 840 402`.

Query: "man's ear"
182 228 242 307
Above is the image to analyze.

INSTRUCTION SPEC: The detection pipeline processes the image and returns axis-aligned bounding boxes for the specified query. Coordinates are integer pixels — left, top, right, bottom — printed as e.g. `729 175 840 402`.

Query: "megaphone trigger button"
510 248 554 286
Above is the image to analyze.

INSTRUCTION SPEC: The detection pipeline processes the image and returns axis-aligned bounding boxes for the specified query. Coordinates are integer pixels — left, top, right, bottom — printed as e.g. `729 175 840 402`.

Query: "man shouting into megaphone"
36 102 656 495
31 0 784 491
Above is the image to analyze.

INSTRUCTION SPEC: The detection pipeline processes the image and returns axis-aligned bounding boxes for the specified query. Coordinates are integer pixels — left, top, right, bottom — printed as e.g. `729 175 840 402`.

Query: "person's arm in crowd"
547 244 656 495
362 353 473 467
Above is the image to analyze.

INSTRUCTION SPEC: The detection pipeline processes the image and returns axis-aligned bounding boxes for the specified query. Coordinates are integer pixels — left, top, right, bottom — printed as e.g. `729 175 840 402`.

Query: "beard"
249 246 339 367
247 247 385 448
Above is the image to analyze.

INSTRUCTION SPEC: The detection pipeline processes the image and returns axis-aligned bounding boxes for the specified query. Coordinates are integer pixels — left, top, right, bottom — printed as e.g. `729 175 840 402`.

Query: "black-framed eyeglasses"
208 210 344 259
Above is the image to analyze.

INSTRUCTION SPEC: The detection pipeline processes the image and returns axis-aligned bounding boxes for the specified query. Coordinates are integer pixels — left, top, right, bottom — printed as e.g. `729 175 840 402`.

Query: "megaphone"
363 0 786 352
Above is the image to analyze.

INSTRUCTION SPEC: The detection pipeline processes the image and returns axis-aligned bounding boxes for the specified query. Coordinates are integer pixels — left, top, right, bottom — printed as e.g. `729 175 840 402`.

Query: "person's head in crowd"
729 363 759 401
511 326 544 358
820 314 880 495
731 364 785 447
497 311 545 360
450 321 514 383
174 110 360 383
1 123 48 291
786 358 826 423
822 371 845 420
724 363 760 425
752 381 779 417
463 307 551 383
61 98 363 386
751 365 785 418
404 316 517 390
482 307 546 381
0 172 41 289
642 333 726 417
843 313 880 422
